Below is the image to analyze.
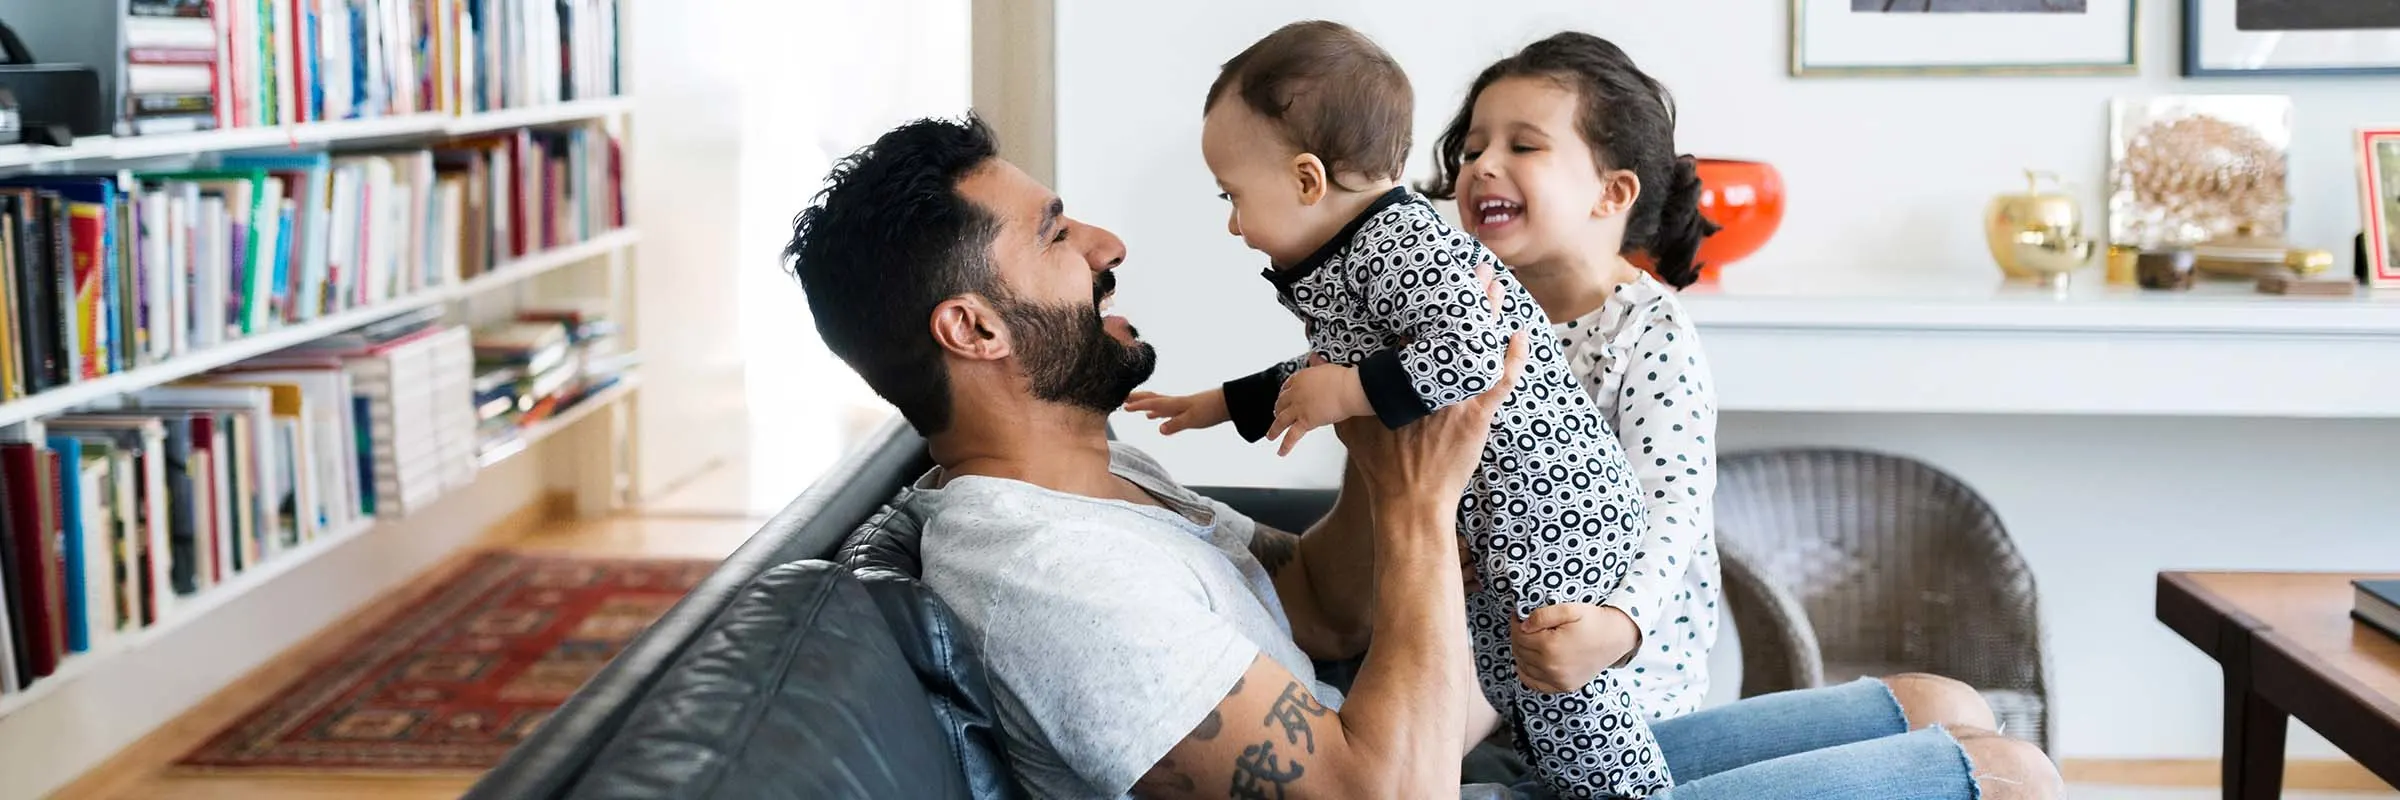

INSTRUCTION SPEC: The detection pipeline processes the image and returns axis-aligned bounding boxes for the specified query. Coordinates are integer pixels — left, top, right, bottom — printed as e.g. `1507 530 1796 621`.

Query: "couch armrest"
465 419 934 800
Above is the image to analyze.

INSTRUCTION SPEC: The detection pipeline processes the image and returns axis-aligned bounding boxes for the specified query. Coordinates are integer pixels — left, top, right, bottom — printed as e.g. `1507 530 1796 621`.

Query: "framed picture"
2361 128 2400 288
2184 0 2400 76
1791 0 2139 76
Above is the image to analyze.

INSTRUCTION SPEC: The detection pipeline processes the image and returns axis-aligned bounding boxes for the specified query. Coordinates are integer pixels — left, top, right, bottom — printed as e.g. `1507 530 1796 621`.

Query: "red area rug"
174 551 717 773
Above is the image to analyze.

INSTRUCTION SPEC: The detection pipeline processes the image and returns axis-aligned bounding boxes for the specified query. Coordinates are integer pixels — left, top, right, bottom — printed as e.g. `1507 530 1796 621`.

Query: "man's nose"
1086 223 1127 270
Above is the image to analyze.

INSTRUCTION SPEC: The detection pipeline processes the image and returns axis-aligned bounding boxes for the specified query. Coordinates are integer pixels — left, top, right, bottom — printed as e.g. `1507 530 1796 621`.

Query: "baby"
1125 20 1672 800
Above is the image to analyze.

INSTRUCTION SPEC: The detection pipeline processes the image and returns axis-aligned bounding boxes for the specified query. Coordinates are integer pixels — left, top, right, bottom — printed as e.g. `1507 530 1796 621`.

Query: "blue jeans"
1465 678 1980 800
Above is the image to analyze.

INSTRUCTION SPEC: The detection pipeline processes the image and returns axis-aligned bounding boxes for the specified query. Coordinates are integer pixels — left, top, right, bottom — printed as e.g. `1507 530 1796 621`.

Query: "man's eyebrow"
1036 198 1065 242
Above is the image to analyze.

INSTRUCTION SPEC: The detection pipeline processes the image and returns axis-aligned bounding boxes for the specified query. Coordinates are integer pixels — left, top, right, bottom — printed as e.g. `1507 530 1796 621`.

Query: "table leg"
2222 683 2287 799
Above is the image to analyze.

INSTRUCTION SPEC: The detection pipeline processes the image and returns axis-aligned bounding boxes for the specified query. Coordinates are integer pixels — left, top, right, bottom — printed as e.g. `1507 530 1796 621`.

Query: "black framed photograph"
2184 0 2400 75
1794 0 2139 76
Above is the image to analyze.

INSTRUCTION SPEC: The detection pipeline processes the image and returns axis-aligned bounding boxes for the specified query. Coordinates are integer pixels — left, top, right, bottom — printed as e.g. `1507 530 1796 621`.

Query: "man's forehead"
958 158 1057 231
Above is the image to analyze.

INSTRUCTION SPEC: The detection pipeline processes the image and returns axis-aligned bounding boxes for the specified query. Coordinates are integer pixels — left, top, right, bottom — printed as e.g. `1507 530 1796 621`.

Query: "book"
2355 579 2400 642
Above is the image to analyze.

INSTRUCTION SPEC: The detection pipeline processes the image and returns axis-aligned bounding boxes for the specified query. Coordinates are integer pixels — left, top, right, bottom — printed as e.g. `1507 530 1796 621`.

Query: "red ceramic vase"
1633 158 1784 284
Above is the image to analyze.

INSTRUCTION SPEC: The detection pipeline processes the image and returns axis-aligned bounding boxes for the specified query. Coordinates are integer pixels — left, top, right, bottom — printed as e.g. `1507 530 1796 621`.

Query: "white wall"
1056 0 2400 762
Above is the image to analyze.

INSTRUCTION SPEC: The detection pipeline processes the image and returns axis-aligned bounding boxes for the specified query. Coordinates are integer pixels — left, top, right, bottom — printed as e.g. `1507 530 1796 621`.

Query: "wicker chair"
1711 448 2053 751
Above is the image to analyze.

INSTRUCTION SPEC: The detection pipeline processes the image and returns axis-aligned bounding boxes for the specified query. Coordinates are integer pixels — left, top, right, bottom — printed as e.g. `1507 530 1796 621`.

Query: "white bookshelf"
0 97 635 169
0 97 644 721
0 228 641 429
0 375 642 719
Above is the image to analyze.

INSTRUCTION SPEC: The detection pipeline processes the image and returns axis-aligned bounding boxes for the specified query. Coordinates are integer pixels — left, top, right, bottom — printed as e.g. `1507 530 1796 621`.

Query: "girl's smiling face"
1455 76 1634 269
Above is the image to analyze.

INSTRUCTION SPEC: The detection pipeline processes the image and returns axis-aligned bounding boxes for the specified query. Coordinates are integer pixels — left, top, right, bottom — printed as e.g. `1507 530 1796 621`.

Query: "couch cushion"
564 561 970 800
838 494 1022 799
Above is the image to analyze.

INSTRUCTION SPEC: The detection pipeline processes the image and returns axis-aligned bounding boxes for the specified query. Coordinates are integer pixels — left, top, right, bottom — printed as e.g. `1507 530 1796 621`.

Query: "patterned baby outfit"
1220 187 1670 799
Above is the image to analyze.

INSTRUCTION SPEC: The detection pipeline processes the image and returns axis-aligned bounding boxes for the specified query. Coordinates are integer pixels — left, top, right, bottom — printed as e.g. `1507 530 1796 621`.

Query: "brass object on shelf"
1985 170 2096 285
2107 245 2140 285
2284 248 2334 276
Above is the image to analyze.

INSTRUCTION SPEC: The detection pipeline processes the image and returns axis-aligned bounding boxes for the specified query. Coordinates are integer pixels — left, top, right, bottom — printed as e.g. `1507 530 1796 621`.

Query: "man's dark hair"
1205 20 1412 190
784 115 1000 435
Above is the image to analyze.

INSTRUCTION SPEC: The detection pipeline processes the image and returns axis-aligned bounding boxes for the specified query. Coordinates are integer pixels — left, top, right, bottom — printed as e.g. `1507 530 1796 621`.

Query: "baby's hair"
1205 20 1412 191
1419 32 1718 289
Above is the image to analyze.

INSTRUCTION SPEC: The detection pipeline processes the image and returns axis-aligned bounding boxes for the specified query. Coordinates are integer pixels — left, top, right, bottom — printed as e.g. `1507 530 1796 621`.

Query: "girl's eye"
1053 225 1070 243
1512 145 1537 154
1217 192 1231 201
1462 149 1485 161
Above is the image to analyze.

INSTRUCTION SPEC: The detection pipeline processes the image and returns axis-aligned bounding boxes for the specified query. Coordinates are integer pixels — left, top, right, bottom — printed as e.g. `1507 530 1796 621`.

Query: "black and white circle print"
1265 196 1668 797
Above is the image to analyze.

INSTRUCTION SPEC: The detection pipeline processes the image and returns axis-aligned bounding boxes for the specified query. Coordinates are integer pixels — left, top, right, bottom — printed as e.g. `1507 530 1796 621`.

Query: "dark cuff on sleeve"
1358 348 1432 430
1224 368 1285 443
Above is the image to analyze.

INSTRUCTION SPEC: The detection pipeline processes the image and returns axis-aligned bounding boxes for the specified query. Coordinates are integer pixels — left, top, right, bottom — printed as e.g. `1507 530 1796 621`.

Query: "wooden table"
2156 571 2400 798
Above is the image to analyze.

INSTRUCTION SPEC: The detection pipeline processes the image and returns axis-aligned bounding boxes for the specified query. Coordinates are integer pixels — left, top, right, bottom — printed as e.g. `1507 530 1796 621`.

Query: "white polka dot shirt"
1553 273 1724 721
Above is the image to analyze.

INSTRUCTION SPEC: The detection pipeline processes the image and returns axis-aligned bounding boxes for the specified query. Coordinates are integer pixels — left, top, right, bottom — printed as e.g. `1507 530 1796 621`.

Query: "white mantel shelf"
1678 272 2400 419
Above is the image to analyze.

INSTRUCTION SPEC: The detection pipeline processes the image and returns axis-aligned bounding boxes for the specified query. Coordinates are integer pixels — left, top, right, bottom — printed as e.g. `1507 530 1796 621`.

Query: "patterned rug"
174 551 717 773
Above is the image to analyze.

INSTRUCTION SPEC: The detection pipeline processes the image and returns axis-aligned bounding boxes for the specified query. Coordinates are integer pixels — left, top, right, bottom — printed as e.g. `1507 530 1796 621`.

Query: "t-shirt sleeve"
1349 209 1513 429
972 536 1261 796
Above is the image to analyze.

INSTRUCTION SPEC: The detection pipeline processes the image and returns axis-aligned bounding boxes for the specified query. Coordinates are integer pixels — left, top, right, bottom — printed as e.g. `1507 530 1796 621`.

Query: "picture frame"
1790 0 2140 77
2184 0 2400 76
2360 128 2400 288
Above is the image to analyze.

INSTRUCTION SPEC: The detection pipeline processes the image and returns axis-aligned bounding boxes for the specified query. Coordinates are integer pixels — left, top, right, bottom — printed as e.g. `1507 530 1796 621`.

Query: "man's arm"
1139 491 1469 799
1136 326 1529 799
1250 458 1377 661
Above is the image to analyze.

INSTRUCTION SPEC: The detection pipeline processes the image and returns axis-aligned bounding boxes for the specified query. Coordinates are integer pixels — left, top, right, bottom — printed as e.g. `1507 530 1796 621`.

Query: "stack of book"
271 307 475 519
8 0 622 139
0 316 434 696
469 302 632 457
0 122 626 404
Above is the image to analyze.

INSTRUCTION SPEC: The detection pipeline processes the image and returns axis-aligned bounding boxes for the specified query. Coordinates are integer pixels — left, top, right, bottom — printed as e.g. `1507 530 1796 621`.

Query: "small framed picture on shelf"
2361 128 2400 288
2185 0 2400 76
1791 0 2138 76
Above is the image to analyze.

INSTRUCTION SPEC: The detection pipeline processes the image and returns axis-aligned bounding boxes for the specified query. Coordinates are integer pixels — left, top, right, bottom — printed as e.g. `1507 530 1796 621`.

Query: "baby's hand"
1123 388 1231 435
1510 604 1643 695
1266 363 1370 456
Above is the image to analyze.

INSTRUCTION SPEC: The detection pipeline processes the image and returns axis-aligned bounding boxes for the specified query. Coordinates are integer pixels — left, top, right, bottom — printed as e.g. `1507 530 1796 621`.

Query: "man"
783 115 2062 799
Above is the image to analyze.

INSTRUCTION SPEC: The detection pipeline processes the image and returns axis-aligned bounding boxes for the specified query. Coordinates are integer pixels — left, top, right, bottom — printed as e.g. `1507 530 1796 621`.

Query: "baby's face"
1201 99 1328 268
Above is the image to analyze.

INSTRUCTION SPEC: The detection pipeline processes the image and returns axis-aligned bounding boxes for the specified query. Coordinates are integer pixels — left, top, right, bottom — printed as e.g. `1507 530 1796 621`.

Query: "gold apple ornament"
1986 170 2097 288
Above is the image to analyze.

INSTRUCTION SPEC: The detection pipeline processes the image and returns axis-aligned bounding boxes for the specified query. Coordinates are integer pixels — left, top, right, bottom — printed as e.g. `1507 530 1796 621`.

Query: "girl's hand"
1123 388 1232 435
1510 603 1643 695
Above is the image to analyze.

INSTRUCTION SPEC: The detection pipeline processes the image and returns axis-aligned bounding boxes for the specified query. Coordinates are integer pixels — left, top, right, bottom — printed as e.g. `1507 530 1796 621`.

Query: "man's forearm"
1295 459 1381 644
1326 496 1470 793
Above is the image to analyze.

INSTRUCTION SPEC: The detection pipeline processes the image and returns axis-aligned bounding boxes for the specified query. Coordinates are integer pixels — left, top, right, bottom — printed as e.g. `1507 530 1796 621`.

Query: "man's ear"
1594 168 1642 219
1293 153 1329 206
930 296 1012 361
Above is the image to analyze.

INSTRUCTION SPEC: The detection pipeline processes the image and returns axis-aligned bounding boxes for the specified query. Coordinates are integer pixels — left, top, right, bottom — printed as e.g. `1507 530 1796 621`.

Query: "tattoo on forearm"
1251 529 1299 575
1230 740 1305 800
1194 710 1223 740
1262 682 1329 753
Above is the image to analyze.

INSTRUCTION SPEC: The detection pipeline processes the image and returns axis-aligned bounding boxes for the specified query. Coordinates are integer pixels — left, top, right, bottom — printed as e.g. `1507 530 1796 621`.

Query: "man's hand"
1511 604 1643 694
1125 388 1232 435
1266 363 1370 456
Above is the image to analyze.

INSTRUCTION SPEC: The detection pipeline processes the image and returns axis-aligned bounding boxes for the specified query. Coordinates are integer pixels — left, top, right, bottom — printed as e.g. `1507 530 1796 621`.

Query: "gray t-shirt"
904 443 1344 799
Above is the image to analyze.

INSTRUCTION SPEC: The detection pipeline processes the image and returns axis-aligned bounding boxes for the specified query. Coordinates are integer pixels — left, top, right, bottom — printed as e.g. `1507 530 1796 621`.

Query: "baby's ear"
1291 153 1329 205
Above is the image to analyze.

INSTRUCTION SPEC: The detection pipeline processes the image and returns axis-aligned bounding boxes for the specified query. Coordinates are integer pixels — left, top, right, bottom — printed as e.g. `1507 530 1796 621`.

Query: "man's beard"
990 288 1156 415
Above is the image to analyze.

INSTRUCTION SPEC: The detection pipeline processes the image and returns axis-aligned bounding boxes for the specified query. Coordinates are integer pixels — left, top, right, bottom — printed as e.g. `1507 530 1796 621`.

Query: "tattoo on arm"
1228 682 1329 799
1250 527 1300 575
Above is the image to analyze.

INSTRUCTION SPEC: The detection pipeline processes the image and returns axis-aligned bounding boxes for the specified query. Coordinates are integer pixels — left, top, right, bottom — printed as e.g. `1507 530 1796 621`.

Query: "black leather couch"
462 420 1346 800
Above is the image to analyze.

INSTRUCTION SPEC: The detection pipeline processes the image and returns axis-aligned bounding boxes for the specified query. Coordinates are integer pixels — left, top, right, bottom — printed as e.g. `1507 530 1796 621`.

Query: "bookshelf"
0 369 639 719
0 227 639 429
0 0 645 746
